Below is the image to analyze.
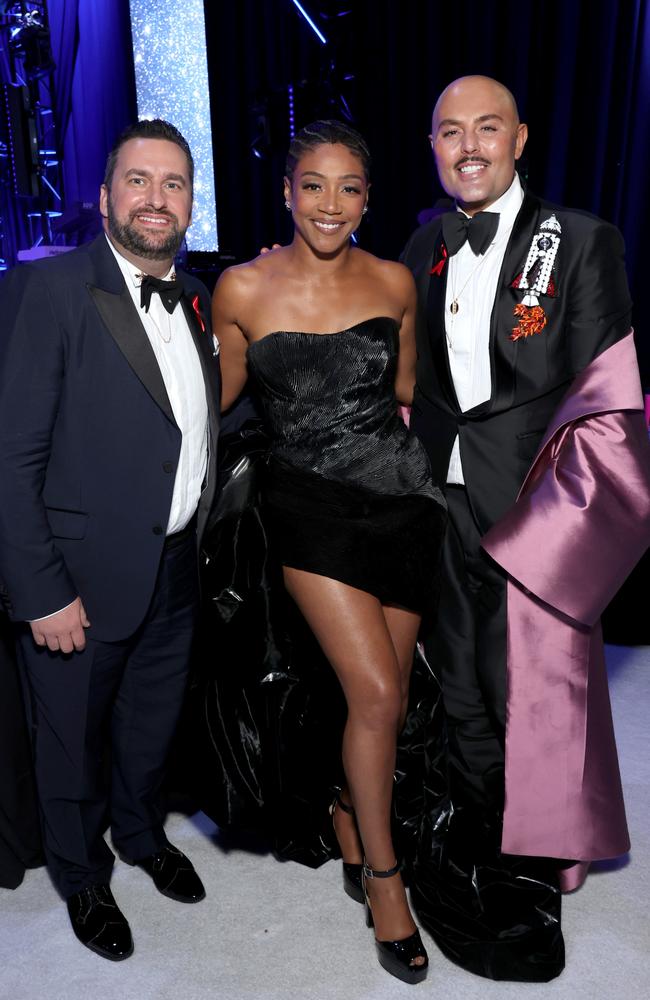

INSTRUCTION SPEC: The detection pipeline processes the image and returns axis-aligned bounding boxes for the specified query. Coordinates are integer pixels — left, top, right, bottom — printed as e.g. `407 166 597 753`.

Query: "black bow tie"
441 210 500 256
139 274 184 314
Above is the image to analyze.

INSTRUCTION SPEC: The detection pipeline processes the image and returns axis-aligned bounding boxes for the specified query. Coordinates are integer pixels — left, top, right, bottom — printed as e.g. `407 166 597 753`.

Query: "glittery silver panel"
129 0 218 251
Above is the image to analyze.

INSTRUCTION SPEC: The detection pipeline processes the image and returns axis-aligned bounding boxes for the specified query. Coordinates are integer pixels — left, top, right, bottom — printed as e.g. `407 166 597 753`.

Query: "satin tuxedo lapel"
408 228 436 382
178 286 221 540
85 237 176 426
482 192 542 415
179 292 220 433
411 235 435 310
88 285 176 425
426 231 459 412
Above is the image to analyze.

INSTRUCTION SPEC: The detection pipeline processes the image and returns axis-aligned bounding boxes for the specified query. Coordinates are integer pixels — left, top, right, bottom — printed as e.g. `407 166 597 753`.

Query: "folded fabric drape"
482 332 650 871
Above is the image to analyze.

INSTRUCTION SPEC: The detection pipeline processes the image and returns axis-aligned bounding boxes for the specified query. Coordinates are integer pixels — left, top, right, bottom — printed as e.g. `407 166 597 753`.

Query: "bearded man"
0 120 220 960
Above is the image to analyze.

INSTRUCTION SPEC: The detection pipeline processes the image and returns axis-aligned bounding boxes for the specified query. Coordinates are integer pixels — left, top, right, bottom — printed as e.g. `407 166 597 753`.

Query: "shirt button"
152 525 163 535
162 461 174 473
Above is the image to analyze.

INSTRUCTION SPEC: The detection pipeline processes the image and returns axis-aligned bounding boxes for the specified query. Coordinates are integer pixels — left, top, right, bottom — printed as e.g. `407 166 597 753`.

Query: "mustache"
129 208 178 223
454 156 491 169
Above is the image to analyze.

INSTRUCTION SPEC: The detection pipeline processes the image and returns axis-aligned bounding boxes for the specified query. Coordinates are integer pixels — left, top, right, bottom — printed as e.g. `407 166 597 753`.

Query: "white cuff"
30 599 76 623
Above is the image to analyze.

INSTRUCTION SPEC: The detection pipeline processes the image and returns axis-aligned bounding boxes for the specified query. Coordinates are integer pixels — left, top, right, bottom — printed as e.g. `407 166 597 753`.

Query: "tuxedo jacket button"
162 461 174 473
152 525 163 535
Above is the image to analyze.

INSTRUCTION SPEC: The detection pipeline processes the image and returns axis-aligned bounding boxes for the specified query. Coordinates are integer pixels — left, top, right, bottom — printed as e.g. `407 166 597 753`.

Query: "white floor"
1 645 648 1000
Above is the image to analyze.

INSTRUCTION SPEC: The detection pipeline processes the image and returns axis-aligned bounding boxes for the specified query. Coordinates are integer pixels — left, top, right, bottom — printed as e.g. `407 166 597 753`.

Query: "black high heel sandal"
329 792 364 904
363 860 429 985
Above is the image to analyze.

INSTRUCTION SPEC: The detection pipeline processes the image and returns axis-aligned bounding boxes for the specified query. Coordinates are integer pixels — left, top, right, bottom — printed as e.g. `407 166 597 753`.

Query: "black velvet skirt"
264 458 446 617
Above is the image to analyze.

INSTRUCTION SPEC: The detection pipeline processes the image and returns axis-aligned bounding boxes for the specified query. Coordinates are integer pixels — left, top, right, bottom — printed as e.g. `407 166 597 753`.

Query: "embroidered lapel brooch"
510 214 561 341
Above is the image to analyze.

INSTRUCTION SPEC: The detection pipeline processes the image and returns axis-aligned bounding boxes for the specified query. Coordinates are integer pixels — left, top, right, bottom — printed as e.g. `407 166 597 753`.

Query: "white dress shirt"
106 235 208 534
445 174 524 484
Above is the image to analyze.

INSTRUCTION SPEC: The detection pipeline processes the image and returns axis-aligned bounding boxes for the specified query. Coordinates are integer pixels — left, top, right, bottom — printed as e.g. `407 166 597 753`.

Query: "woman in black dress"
212 121 445 984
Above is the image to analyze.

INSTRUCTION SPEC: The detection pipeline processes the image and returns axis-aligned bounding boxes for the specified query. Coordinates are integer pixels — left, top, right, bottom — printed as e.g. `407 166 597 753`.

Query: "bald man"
401 76 649 981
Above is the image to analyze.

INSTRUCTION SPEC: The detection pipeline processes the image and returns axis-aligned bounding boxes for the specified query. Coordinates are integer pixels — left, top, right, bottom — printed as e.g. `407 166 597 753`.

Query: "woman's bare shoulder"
213 248 291 304
352 248 416 294
374 255 415 288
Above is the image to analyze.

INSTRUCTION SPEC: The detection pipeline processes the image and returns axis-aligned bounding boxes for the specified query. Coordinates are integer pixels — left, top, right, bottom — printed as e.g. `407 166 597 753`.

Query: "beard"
107 198 187 261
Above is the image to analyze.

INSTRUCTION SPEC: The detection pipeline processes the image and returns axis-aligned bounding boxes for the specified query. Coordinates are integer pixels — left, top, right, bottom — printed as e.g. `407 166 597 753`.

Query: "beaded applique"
510 215 561 341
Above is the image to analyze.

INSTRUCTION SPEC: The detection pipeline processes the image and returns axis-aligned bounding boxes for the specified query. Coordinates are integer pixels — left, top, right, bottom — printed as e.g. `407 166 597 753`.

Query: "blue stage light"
288 84 296 138
128 0 218 252
289 0 327 45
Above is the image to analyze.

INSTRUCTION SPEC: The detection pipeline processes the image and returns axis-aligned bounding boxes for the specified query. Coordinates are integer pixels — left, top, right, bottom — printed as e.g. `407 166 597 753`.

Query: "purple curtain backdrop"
47 0 136 206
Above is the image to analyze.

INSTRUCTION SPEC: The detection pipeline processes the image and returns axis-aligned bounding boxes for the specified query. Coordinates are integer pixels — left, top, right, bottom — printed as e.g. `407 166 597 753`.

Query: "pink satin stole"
482 333 650 881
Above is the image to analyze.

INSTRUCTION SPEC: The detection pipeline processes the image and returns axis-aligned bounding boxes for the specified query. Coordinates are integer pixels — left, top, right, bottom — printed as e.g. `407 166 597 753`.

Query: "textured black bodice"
247 317 440 502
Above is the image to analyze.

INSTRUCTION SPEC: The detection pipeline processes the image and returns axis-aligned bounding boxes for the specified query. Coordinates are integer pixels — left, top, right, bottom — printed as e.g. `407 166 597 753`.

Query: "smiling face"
430 76 528 215
99 137 193 272
284 142 369 255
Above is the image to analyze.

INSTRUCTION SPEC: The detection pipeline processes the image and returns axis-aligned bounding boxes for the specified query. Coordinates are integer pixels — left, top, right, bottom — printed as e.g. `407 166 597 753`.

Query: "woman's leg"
283 568 423 952
383 604 421 728
333 603 420 864
331 786 363 866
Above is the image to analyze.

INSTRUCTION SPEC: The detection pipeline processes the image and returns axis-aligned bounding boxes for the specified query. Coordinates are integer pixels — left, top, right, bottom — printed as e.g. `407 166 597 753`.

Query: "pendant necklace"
446 245 495 355
449 244 494 317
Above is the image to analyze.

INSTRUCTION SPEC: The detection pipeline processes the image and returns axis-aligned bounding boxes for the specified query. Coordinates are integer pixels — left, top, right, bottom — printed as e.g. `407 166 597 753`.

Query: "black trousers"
414 486 564 982
424 485 507 822
17 528 199 898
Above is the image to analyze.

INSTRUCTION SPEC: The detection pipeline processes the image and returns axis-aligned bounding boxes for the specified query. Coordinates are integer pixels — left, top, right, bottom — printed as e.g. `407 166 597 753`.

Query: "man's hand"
30 597 90 653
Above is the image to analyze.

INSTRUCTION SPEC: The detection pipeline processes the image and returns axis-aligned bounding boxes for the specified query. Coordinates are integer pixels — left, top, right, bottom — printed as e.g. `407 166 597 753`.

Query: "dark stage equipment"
7 3 55 78
3 83 38 196
247 1 356 163
0 1 61 264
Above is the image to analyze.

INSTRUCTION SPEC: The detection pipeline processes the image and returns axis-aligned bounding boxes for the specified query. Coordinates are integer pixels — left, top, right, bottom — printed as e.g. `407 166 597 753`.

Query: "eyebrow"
299 170 365 181
437 113 505 129
124 168 187 184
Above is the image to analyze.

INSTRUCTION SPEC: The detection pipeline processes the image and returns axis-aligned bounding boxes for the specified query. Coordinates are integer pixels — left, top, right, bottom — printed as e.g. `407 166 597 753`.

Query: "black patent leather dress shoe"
67 884 133 961
123 844 206 903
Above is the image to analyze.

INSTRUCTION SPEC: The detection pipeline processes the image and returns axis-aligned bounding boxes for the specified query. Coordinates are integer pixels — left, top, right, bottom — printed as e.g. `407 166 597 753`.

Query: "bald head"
429 76 527 215
432 76 520 130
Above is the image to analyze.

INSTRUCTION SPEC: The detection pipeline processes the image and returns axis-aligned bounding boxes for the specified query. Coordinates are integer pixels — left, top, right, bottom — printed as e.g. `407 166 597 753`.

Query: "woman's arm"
211 269 250 412
392 266 418 407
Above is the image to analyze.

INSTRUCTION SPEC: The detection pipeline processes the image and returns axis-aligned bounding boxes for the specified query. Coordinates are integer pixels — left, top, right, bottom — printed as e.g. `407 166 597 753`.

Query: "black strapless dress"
246 317 446 614
175 317 447 864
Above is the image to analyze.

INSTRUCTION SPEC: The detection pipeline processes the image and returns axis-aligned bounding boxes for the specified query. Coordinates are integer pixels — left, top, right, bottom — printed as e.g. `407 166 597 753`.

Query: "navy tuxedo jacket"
0 234 221 640
401 191 633 532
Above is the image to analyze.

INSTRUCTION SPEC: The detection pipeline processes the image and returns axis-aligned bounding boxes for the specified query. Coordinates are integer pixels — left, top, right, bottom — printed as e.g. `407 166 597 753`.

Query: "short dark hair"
103 119 194 190
285 120 371 182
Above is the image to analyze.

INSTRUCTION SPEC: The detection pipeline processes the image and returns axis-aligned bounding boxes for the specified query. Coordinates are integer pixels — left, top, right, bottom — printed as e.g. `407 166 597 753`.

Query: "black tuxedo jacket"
401 190 633 532
0 234 220 640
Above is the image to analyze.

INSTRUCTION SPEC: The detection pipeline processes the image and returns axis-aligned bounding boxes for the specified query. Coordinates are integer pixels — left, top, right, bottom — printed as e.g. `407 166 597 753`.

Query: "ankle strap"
363 859 401 880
